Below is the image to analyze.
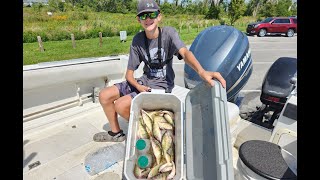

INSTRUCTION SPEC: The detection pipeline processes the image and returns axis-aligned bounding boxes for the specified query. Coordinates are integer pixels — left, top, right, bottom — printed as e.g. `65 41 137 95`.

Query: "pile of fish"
134 109 176 179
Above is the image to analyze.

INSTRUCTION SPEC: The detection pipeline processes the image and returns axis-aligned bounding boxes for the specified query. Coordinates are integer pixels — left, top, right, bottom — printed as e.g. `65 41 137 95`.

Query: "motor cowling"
184 25 253 102
260 57 297 110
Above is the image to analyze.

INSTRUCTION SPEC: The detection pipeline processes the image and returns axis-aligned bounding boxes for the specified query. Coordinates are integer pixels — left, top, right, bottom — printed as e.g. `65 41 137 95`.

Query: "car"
246 17 297 37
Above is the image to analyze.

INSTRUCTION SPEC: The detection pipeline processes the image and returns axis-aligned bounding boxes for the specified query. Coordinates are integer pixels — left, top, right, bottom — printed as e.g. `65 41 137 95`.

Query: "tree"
160 2 174 14
228 0 246 25
32 3 44 14
275 0 292 16
245 0 263 17
258 1 275 17
289 1 297 15
203 0 209 8
257 0 293 17
180 0 192 8
66 0 81 7
48 0 59 11
206 3 222 19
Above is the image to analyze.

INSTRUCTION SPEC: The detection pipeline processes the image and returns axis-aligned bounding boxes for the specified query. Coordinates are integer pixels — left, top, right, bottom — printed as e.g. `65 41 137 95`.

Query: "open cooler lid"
184 80 234 180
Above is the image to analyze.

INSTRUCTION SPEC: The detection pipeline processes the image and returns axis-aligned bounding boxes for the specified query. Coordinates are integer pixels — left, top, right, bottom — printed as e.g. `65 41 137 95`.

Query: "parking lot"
242 35 297 91
238 35 297 112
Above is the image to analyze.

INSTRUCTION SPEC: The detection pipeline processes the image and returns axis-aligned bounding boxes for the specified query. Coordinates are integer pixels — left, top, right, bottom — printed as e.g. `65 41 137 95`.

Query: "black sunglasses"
138 11 159 20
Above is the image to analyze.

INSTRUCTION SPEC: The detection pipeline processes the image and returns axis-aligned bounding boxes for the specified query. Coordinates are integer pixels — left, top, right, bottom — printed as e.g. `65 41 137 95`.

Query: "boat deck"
23 35 297 180
24 85 243 180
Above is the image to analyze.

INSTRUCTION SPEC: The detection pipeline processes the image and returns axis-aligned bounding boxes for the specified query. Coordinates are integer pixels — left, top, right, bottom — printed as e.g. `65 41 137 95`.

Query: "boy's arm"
125 69 150 92
178 47 226 88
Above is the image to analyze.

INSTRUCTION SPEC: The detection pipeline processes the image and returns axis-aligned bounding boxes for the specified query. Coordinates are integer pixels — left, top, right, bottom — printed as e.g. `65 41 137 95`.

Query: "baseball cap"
137 0 160 16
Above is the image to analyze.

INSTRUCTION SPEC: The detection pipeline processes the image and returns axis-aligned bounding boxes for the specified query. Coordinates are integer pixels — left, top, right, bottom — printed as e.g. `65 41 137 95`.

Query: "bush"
69 11 89 20
256 16 264 22
24 15 49 23
206 4 223 19
23 31 50 43
219 19 226 25
72 31 86 40
102 27 116 37
49 31 70 41
86 29 101 38
38 32 49 42
125 25 141 36
32 3 44 14
23 31 38 43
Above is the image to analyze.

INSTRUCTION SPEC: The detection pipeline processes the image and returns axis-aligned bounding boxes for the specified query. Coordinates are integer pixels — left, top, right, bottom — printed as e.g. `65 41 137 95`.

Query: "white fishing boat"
23 28 297 180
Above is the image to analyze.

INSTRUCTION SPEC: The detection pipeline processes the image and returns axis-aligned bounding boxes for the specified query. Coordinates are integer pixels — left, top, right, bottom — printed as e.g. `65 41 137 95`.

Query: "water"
84 143 125 176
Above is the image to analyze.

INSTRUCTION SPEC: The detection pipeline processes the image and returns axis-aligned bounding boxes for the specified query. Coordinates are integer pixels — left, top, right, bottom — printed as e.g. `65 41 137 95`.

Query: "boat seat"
239 140 297 180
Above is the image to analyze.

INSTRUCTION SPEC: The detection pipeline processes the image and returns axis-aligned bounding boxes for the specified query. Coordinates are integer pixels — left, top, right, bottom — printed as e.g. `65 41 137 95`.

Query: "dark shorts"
114 79 144 99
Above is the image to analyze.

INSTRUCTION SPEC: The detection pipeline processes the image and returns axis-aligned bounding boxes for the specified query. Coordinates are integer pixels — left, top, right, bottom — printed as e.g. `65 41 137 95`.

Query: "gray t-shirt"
127 26 186 91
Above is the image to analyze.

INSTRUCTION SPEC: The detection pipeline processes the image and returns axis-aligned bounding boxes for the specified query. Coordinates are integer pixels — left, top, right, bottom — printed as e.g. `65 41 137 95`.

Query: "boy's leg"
114 94 133 121
98 85 121 133
93 81 138 142
93 85 127 142
112 80 140 121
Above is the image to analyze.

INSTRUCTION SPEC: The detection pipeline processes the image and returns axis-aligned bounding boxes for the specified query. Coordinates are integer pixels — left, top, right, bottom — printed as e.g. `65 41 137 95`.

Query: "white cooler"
123 80 234 180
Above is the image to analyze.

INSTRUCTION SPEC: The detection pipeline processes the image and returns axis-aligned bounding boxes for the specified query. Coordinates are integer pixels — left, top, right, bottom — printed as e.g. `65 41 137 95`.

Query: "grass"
23 7 257 65
24 36 132 65
23 27 211 65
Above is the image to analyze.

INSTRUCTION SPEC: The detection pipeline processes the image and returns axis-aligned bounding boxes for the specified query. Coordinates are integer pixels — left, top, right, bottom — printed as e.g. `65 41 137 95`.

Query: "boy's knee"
114 98 131 113
99 90 108 104
114 101 123 112
99 87 116 104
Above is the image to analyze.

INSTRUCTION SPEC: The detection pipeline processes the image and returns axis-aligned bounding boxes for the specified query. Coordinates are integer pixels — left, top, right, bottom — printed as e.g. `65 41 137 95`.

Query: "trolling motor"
248 57 297 129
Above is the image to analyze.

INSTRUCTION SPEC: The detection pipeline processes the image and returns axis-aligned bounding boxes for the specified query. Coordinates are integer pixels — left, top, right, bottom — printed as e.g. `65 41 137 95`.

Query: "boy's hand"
137 84 151 92
199 71 226 88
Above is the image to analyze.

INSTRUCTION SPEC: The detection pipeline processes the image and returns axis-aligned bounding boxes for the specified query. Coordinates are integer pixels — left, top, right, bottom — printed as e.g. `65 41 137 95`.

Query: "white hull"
23 41 297 179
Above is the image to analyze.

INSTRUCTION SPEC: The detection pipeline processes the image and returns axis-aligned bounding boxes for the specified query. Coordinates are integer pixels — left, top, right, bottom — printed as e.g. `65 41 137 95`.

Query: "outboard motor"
260 57 297 111
184 25 253 102
250 57 297 129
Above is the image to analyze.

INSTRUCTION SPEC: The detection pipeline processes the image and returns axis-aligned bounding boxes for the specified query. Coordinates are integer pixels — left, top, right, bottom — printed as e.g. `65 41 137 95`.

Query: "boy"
93 0 226 142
